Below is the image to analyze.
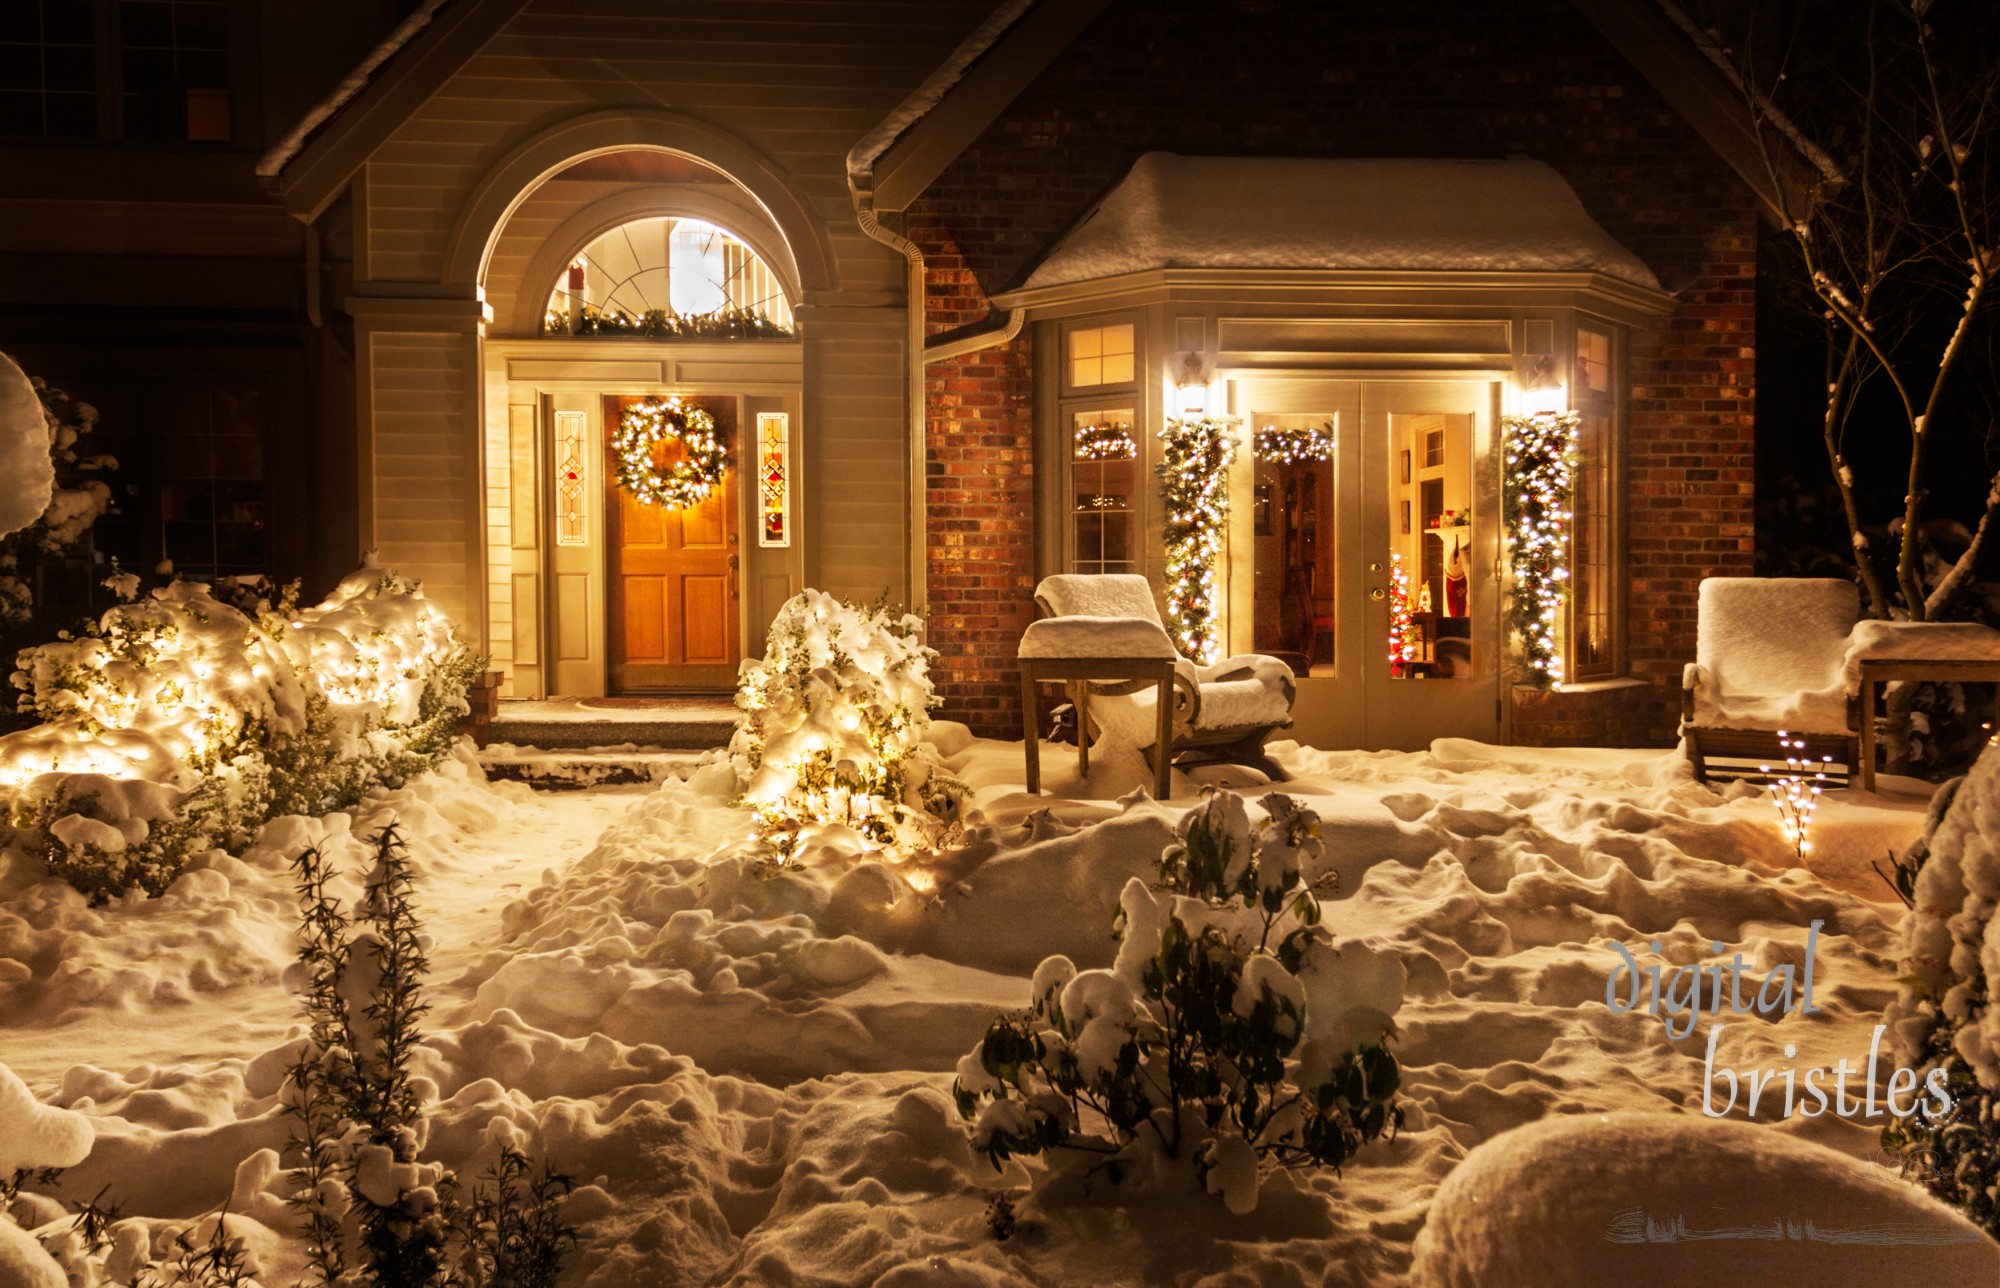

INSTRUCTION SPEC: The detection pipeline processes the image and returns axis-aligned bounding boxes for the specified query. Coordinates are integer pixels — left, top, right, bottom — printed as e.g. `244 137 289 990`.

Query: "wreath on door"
611 396 728 510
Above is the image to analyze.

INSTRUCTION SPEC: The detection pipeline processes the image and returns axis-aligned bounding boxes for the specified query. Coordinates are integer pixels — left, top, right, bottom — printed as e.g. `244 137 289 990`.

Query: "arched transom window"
544 216 795 338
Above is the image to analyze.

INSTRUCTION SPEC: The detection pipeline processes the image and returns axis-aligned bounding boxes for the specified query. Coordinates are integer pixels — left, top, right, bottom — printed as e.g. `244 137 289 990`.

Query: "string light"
1253 422 1334 465
1073 421 1138 460
1763 732 1829 858
611 396 728 510
1502 410 1581 686
1388 552 1421 673
1157 414 1239 664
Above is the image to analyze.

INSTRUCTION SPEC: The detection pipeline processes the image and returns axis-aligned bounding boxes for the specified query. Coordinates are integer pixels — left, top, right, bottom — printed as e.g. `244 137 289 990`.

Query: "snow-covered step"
487 696 736 751
477 744 708 791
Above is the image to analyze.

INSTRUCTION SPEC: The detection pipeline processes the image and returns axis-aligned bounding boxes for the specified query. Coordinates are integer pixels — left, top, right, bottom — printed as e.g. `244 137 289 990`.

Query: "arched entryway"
476 146 807 698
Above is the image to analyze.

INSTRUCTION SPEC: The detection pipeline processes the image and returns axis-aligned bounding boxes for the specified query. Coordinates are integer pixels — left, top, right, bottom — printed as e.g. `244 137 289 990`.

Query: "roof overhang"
991 266 1678 327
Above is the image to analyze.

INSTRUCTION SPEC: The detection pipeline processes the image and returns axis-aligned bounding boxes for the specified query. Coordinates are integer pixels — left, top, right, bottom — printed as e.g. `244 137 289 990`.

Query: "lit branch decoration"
1502 410 1581 686
612 396 728 511
1157 415 1238 663
1073 420 1138 460
1253 422 1334 465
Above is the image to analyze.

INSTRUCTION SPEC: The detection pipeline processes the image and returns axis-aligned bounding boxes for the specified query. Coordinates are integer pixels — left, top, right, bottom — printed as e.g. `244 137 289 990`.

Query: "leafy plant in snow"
1882 747 2000 1234
953 789 1405 1214
283 828 576 1288
0 371 114 635
730 588 960 859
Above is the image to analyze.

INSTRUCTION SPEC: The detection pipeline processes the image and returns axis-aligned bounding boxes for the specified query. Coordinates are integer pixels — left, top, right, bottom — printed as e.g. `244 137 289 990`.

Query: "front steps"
476 697 734 790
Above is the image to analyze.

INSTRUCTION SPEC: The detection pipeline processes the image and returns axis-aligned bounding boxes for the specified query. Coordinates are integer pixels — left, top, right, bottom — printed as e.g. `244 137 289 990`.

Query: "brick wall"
908 210 1036 736
914 0 1759 745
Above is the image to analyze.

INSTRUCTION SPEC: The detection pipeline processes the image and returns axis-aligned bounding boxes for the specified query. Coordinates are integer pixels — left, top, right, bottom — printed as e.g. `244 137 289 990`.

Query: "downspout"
847 175 930 615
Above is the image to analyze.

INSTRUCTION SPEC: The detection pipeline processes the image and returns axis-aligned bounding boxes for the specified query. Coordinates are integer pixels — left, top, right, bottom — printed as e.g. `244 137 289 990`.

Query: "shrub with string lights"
1157 415 1238 663
730 589 959 860
611 396 728 511
1501 411 1580 686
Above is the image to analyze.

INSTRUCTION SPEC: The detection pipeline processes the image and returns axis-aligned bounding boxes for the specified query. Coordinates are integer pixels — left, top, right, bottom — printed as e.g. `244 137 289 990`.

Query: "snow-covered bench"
1020 574 1295 791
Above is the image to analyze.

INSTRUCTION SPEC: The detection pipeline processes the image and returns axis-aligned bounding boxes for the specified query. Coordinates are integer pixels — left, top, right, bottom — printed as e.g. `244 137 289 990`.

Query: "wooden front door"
605 394 740 691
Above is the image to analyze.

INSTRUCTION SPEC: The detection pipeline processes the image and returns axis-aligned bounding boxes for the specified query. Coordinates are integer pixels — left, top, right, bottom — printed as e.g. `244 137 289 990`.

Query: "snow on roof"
845 0 1037 183
256 0 456 179
1017 153 1664 292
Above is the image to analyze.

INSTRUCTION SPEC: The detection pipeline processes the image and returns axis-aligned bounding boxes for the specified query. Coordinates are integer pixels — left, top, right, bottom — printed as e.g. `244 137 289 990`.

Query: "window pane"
1070 408 1136 575
545 213 795 335
1579 328 1612 394
1388 412 1475 679
1570 413 1613 674
1067 324 1135 390
1251 413 1335 672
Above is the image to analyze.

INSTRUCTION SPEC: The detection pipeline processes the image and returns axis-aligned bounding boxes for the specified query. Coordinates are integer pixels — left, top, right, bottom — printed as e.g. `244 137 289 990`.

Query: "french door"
1227 376 1502 750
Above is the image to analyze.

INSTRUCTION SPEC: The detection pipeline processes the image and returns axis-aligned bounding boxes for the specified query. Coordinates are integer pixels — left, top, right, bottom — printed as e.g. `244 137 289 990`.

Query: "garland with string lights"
1157 415 1238 663
1073 420 1138 460
1502 410 1581 686
612 396 728 510
1254 422 1334 465
1388 552 1421 674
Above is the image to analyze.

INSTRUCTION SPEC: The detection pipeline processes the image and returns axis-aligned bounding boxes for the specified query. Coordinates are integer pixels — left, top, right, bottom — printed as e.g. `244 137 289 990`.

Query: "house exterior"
4 0 1803 750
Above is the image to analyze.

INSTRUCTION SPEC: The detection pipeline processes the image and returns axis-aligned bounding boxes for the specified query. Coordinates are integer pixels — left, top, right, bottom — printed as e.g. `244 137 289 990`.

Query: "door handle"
728 553 740 601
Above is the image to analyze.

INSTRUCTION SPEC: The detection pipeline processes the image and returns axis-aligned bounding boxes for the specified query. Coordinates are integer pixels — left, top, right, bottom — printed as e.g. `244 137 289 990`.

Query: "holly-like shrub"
954 790 1405 1214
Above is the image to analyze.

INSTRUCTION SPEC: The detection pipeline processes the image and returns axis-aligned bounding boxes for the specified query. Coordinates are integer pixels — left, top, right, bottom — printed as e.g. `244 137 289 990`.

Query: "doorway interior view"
1227 377 1500 750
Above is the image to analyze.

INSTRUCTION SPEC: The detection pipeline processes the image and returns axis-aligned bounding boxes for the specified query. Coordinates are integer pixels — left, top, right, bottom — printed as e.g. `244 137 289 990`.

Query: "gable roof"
854 0 1826 224
1011 154 1663 294
263 0 1823 229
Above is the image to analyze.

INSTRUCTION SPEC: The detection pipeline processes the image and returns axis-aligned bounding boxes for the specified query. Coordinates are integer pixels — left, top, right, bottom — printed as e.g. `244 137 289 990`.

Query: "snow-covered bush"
1883 741 2000 1233
953 790 1405 1214
730 588 958 858
0 566 478 902
0 1058 95 1287
285 829 575 1288
0 360 114 632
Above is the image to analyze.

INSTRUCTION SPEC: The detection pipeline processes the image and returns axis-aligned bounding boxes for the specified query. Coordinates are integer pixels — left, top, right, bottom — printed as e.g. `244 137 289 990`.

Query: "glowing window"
1068 324 1135 389
546 217 794 336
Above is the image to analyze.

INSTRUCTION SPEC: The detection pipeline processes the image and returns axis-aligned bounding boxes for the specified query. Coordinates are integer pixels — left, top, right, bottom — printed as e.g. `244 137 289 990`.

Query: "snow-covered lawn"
0 728 1982 1284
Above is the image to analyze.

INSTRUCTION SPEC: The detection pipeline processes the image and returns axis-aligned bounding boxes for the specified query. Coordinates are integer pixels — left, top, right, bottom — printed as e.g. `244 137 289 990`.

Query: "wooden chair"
1681 577 1860 785
1026 574 1297 784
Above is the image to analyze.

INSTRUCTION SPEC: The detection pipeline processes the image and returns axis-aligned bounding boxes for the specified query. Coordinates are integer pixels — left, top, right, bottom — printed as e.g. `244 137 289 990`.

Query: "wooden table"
1019 656 1176 800
1857 656 2000 791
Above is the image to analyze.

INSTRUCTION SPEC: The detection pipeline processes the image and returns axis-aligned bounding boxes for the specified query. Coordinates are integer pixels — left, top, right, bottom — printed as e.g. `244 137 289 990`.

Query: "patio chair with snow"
1018 574 1296 790
1681 577 1860 785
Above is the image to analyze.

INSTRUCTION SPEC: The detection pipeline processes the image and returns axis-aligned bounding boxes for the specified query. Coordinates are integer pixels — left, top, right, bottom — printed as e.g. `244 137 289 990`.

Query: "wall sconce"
1520 354 1566 416
1175 352 1210 416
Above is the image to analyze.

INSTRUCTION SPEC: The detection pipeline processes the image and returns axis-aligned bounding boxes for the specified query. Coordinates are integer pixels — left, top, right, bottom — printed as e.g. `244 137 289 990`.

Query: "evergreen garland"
1157 415 1238 663
1253 423 1334 465
611 397 728 510
545 304 792 340
1501 411 1581 686
1072 420 1137 460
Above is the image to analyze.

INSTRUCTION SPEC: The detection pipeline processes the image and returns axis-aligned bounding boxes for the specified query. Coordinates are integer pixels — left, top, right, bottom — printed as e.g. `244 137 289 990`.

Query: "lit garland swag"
1502 410 1581 686
612 396 728 510
1253 422 1334 465
1157 415 1238 663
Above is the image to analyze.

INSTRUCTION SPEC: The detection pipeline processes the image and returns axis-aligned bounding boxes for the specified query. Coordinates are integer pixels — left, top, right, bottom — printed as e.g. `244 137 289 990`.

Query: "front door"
1230 377 1501 750
605 394 741 691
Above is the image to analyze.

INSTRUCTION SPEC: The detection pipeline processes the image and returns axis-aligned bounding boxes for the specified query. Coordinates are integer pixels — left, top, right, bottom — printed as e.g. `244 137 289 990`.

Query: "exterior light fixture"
1175 352 1210 416
1520 353 1566 416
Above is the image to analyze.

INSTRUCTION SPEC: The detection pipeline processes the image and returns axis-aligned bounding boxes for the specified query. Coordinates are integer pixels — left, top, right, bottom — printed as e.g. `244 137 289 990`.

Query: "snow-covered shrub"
0 1058 95 1287
285 829 575 1288
1882 741 2000 1233
953 790 1405 1215
730 588 958 858
0 362 114 634
0 566 478 902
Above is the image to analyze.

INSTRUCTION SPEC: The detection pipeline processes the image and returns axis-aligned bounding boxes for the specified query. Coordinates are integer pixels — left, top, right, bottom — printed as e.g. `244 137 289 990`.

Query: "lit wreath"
612 396 728 510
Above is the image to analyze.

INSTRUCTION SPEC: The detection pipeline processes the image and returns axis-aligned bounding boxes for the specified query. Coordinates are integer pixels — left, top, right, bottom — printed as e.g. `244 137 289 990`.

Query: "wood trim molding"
870 0 1115 212
439 109 836 294
265 0 533 223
